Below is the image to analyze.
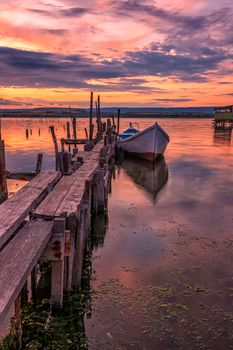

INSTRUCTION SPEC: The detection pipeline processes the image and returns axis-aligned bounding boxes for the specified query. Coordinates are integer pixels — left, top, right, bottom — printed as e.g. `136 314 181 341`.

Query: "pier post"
97 168 107 212
10 294 22 350
51 218 66 308
66 122 71 139
71 209 85 291
72 116 77 141
97 95 102 135
65 213 77 293
35 153 43 174
49 126 59 171
31 266 37 304
89 91 93 141
117 108 120 134
112 115 115 129
0 140 8 204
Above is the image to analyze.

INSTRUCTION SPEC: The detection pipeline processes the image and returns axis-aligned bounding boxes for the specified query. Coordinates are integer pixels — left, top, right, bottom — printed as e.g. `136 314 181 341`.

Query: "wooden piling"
51 218 66 308
96 168 106 212
89 91 93 141
49 126 59 171
95 96 102 135
11 294 22 350
31 267 37 304
63 152 70 174
72 117 77 141
112 115 115 129
91 124 95 140
0 140 8 204
66 122 71 139
70 106 77 142
117 108 120 134
97 95 102 134
35 154 43 174
97 95 101 118
85 128 88 140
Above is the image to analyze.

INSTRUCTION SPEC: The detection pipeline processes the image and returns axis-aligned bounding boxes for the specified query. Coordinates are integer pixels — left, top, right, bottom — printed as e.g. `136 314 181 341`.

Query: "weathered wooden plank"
0 140 7 204
0 171 60 249
0 219 53 324
54 142 104 218
71 140 104 163
55 171 94 217
36 140 104 220
34 174 77 219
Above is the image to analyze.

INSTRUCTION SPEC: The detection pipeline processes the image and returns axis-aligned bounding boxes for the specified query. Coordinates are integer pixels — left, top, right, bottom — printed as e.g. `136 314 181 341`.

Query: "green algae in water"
0 252 93 350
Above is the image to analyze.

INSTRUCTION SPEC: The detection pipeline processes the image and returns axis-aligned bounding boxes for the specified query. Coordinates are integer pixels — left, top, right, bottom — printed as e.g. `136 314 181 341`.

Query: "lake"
1 118 233 349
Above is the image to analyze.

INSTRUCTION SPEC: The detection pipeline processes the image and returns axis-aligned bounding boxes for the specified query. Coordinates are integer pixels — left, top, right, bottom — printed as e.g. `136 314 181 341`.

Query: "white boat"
118 123 169 161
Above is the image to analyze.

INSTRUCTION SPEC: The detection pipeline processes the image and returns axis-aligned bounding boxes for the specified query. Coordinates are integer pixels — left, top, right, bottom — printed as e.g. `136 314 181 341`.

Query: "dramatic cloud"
0 98 24 106
0 44 230 89
0 0 233 107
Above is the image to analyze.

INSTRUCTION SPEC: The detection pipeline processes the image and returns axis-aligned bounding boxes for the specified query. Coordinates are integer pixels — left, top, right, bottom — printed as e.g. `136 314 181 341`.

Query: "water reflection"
213 125 232 145
120 156 168 199
85 120 233 350
91 214 108 249
1 118 233 349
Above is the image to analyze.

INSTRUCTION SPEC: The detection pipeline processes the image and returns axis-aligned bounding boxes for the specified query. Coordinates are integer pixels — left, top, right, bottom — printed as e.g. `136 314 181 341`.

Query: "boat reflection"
213 126 232 145
121 156 168 199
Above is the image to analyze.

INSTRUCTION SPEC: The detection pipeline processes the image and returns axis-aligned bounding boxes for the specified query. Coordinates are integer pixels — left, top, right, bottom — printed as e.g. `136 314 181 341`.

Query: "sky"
0 0 233 108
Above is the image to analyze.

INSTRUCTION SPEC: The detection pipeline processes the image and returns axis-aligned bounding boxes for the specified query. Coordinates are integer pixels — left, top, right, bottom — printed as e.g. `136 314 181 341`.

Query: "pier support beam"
50 218 66 308
0 140 8 204
97 169 106 212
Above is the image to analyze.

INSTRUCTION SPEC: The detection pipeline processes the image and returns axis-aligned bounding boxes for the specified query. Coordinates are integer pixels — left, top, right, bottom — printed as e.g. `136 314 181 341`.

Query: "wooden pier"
0 106 118 347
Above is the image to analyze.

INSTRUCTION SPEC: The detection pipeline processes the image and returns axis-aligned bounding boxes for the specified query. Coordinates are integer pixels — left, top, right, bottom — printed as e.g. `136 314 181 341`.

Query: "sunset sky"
0 0 233 108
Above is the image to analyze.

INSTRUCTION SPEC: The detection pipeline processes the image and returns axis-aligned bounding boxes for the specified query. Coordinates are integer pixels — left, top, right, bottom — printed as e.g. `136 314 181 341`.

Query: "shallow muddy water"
1 117 233 349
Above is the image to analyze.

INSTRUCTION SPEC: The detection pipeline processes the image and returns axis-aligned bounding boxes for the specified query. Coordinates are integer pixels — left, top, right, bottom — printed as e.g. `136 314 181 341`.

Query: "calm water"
1 118 233 349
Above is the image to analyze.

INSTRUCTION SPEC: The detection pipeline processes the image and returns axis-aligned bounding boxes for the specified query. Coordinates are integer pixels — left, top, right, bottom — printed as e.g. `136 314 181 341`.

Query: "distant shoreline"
0 111 213 119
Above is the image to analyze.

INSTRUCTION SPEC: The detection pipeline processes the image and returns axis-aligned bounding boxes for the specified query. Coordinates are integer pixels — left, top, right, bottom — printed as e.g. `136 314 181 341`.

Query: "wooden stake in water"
97 95 102 133
66 122 71 139
95 100 98 123
49 126 59 171
85 128 88 140
66 121 71 154
0 140 8 204
117 108 121 134
35 154 43 174
70 106 77 141
89 91 93 141
112 115 115 129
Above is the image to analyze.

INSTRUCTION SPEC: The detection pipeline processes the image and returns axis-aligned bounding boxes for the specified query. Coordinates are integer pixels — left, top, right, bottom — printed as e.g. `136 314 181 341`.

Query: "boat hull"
119 123 169 161
123 151 161 162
